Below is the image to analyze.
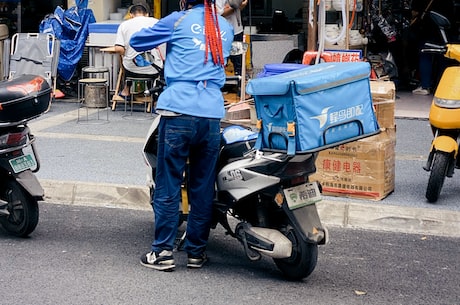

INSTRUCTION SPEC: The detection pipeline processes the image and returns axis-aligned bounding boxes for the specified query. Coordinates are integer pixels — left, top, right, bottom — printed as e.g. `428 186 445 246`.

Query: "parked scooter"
143 112 328 280
422 12 460 203
0 75 51 236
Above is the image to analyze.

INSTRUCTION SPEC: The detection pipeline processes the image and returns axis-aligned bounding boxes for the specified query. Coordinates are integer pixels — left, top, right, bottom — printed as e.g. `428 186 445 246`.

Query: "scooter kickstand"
174 231 186 252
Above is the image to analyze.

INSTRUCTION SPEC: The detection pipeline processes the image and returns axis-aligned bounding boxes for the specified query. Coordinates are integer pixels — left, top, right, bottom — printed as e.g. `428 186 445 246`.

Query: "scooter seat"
218 138 256 169
218 125 257 168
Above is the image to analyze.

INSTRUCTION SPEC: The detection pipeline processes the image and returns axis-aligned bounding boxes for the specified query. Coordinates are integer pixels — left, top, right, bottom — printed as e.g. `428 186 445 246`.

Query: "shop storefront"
2 0 459 87
76 0 306 84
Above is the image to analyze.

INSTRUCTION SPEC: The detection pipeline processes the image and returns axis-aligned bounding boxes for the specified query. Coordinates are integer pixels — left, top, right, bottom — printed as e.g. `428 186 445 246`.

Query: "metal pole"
17 1 21 33
307 0 317 51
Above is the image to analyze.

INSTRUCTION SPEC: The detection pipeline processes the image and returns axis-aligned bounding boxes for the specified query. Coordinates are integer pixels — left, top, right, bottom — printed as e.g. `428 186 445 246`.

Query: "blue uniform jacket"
130 5 234 118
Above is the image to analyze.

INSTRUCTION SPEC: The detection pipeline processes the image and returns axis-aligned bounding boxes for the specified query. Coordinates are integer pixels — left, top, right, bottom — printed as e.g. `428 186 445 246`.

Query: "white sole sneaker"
412 87 430 95
140 251 176 271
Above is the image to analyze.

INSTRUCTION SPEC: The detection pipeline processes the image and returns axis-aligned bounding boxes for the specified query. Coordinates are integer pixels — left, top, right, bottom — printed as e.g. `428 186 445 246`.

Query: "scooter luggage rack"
255 124 381 155
0 133 34 153
0 129 40 173
0 116 40 128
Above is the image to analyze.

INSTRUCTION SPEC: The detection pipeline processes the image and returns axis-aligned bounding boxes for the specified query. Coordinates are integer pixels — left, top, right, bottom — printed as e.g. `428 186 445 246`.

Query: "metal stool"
77 66 110 124
81 66 110 93
123 77 155 120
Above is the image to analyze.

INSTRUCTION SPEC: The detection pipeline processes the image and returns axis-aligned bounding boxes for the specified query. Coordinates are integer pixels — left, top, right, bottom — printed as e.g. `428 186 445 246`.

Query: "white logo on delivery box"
311 104 364 128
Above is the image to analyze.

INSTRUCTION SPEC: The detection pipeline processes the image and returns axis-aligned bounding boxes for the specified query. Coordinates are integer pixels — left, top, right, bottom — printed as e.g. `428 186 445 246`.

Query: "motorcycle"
0 75 51 236
422 12 460 203
143 111 328 280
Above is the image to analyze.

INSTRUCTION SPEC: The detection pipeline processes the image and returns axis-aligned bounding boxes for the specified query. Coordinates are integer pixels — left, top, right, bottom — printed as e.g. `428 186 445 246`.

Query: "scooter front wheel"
0 179 39 237
274 226 318 280
426 151 450 203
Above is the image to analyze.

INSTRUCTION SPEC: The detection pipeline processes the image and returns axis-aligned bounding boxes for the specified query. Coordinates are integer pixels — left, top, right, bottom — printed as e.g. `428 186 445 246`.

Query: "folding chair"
4 33 60 105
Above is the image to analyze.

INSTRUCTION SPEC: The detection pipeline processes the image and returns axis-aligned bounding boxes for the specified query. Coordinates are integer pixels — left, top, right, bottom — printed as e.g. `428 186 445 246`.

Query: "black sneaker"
140 250 175 271
187 253 208 269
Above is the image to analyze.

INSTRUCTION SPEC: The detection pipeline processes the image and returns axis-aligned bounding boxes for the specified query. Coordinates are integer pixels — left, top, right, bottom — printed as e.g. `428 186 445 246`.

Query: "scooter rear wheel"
0 179 39 237
426 151 450 203
274 226 318 280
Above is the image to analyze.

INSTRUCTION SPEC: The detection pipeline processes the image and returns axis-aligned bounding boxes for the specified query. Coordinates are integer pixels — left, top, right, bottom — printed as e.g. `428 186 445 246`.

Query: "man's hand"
222 0 248 17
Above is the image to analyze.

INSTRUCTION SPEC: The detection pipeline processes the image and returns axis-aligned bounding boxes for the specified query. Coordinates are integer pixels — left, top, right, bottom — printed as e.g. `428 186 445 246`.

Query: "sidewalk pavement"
30 89 460 239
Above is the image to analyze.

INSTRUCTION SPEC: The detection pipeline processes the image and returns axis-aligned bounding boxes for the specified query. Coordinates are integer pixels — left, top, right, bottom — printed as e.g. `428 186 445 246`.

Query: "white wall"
67 0 121 21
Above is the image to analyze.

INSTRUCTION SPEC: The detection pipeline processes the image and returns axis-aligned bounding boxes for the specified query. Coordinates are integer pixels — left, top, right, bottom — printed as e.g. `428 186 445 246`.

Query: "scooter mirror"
429 11 451 30
429 11 450 44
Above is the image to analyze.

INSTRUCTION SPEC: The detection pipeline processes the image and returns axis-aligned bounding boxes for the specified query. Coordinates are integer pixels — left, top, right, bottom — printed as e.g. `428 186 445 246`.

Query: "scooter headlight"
434 97 460 109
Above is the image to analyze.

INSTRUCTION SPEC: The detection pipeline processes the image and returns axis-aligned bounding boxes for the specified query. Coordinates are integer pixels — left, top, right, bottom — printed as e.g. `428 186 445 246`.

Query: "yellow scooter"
423 12 460 203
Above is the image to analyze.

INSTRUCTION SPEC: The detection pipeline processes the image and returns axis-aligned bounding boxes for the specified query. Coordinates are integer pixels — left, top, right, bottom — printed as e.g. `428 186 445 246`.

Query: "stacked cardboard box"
310 80 396 200
369 80 396 129
310 128 396 200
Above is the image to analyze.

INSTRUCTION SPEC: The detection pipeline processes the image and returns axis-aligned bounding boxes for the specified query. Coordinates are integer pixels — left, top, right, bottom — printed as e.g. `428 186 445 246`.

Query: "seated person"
114 1 164 97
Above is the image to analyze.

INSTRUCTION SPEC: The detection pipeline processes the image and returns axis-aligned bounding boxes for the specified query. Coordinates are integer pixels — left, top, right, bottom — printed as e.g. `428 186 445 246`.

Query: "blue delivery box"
246 62 380 155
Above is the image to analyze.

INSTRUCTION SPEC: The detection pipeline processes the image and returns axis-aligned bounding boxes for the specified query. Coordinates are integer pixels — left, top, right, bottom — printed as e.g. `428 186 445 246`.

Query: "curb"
40 179 460 238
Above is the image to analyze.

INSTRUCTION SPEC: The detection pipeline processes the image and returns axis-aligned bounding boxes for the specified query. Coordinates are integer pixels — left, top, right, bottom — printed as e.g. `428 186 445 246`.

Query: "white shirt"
115 16 164 75
216 0 243 35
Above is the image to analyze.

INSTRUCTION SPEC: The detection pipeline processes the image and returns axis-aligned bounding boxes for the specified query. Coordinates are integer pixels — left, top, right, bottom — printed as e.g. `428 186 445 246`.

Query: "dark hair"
184 0 204 7
129 4 148 14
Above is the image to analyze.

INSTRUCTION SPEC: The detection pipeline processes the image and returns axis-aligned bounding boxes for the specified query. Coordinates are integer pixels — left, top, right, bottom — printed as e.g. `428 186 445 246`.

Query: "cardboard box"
310 129 396 200
370 80 396 129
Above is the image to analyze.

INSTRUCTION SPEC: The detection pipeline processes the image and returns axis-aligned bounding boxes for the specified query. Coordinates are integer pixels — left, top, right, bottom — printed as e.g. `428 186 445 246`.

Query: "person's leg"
413 49 433 95
184 117 220 263
230 32 244 76
419 52 433 89
152 116 191 252
141 116 191 270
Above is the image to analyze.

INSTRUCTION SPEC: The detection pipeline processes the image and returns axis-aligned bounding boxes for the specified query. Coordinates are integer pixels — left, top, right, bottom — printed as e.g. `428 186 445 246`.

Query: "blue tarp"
39 0 95 81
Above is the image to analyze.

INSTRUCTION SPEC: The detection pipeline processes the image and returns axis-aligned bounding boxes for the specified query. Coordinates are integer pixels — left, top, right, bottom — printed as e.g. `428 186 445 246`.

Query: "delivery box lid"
89 21 121 34
246 62 371 96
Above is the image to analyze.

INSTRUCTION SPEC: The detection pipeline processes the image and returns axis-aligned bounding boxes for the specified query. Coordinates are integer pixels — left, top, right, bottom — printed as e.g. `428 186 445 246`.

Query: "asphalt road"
1 202 458 305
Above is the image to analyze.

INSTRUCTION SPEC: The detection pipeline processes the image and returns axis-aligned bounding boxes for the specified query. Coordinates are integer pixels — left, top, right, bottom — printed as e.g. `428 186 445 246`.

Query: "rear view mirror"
430 11 451 29
429 11 450 43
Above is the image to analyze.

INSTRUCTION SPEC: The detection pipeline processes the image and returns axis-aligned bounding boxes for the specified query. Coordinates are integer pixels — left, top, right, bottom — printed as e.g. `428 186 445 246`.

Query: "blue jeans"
152 115 220 257
419 51 433 89
229 32 244 76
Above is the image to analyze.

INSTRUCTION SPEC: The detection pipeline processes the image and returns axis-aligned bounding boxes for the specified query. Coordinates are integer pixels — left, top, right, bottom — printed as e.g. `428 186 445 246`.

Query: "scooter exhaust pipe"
236 223 292 259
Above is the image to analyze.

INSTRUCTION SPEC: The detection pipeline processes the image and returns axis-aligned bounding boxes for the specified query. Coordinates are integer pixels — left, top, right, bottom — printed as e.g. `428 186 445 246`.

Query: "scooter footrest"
0 206 10 216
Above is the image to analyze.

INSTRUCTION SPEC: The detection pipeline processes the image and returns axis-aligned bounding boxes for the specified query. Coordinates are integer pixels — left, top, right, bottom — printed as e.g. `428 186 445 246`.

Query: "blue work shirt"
130 5 234 119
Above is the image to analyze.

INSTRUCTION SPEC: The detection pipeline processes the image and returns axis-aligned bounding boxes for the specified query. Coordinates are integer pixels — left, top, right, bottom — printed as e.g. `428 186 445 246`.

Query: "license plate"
9 154 36 173
283 182 321 210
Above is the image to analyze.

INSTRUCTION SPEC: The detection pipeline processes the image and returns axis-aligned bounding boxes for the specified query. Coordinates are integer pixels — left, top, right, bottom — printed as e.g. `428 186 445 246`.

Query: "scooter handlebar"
144 79 166 96
421 42 447 54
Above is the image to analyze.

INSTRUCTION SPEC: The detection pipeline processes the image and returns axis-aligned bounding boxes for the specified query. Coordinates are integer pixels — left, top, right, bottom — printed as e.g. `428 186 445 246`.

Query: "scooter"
0 75 51 236
422 12 460 203
143 112 328 280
